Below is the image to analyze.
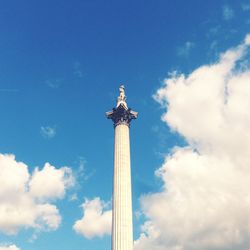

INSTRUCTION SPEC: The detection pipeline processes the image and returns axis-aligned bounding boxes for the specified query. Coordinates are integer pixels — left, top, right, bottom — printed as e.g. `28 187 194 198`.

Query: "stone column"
112 123 133 250
106 85 137 250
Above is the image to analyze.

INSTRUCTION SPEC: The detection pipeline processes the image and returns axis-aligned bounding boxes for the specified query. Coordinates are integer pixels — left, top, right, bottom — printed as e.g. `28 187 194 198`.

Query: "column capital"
106 104 138 127
106 85 138 127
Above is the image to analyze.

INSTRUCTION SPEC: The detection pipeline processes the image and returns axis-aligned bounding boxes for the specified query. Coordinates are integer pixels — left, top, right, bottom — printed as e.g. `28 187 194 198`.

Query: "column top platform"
106 85 138 127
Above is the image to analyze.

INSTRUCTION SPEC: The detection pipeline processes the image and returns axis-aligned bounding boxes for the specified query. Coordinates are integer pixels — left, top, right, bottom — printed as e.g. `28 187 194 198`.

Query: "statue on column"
116 85 128 108
106 84 138 127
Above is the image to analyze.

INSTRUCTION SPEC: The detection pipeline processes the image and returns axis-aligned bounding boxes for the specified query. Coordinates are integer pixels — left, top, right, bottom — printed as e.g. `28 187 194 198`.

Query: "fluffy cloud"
0 245 20 250
29 163 74 200
0 154 74 235
73 198 112 239
135 35 250 250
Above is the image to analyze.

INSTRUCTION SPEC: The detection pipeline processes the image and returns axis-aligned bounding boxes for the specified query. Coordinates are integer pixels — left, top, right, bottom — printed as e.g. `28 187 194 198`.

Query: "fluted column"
112 123 133 250
106 85 137 250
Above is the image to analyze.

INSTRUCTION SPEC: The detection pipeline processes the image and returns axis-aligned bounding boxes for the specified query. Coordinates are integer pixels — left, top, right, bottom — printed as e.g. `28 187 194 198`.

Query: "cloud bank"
135 35 250 250
73 197 112 239
0 154 74 235
0 245 20 250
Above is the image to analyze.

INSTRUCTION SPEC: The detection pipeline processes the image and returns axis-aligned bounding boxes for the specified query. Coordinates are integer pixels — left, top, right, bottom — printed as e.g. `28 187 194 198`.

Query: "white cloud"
29 163 74 200
135 35 250 250
245 34 250 45
0 245 20 250
69 193 78 201
73 197 112 239
0 154 74 235
40 126 56 139
177 41 195 57
222 5 234 20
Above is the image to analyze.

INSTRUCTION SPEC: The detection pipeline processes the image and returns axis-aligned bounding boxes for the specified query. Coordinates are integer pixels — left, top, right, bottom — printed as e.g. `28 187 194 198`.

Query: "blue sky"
0 1 250 250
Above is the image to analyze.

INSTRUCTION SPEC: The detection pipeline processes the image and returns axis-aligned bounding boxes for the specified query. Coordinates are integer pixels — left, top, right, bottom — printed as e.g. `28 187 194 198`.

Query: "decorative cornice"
106 104 138 127
106 85 138 127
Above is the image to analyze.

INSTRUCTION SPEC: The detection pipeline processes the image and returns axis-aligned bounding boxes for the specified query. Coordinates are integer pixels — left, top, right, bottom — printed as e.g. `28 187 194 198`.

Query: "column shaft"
112 123 133 250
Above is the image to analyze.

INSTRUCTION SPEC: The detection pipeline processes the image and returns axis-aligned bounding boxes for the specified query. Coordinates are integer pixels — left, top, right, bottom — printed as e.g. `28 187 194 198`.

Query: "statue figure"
106 84 138 125
119 85 126 101
117 85 128 108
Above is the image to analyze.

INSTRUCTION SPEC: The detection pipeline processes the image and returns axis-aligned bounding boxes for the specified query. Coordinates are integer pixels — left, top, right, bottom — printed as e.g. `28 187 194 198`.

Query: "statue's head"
119 85 125 91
